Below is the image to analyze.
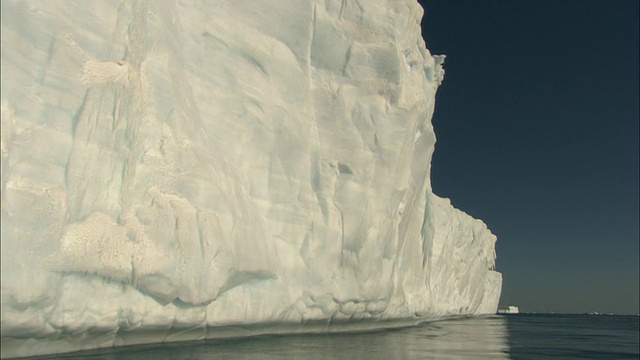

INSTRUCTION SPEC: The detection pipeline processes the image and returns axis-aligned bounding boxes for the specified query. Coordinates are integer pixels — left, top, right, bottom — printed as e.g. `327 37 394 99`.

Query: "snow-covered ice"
0 0 501 357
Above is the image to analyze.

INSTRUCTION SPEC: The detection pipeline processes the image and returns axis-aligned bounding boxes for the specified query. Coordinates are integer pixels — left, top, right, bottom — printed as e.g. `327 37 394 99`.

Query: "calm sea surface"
35 314 639 359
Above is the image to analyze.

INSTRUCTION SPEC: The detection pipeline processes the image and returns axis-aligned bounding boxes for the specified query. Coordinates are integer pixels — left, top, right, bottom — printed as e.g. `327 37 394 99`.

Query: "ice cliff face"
0 0 501 357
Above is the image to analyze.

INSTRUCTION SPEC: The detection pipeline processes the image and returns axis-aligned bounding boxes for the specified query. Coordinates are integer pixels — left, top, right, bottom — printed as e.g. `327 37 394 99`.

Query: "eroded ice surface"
0 0 501 357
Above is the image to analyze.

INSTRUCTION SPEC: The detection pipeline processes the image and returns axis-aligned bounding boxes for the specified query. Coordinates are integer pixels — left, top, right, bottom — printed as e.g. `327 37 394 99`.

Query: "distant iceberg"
498 306 520 314
0 0 501 357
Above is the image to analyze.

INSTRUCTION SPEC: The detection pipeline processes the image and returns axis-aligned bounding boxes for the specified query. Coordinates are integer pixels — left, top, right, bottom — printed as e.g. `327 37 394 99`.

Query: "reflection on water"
29 314 640 359
44 316 509 360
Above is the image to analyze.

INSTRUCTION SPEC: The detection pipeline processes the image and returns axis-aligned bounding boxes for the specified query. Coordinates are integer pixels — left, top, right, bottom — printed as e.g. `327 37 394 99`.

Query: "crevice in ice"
337 162 353 175
217 270 278 299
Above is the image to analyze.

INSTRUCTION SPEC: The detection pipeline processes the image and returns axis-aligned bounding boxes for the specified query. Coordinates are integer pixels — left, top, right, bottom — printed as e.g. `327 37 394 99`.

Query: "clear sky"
418 0 639 314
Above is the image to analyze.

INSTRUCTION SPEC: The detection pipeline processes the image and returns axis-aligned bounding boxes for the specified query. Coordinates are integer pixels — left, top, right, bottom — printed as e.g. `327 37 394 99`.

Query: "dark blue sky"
419 0 639 314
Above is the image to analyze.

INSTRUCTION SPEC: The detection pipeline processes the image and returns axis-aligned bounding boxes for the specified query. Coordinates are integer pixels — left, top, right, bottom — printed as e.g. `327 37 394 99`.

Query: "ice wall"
0 0 501 357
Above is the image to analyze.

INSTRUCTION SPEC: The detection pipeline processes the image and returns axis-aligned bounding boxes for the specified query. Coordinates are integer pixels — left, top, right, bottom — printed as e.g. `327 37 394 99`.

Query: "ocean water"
32 314 639 359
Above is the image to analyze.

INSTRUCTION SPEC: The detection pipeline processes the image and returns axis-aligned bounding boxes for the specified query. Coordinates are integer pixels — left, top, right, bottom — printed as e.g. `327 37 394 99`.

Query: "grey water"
35 314 639 359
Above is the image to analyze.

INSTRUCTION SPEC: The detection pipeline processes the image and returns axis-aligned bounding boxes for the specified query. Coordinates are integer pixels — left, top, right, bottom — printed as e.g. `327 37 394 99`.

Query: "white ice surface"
0 0 501 357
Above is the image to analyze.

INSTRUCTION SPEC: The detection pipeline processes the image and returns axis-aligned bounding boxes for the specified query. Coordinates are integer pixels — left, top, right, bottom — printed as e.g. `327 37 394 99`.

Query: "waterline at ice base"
0 0 501 357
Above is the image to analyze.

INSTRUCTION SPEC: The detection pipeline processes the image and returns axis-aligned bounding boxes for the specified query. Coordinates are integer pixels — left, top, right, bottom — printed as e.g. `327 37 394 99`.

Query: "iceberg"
0 0 501 357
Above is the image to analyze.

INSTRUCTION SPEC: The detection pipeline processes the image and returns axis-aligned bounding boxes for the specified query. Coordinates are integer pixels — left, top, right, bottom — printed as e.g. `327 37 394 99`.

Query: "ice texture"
0 0 501 357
